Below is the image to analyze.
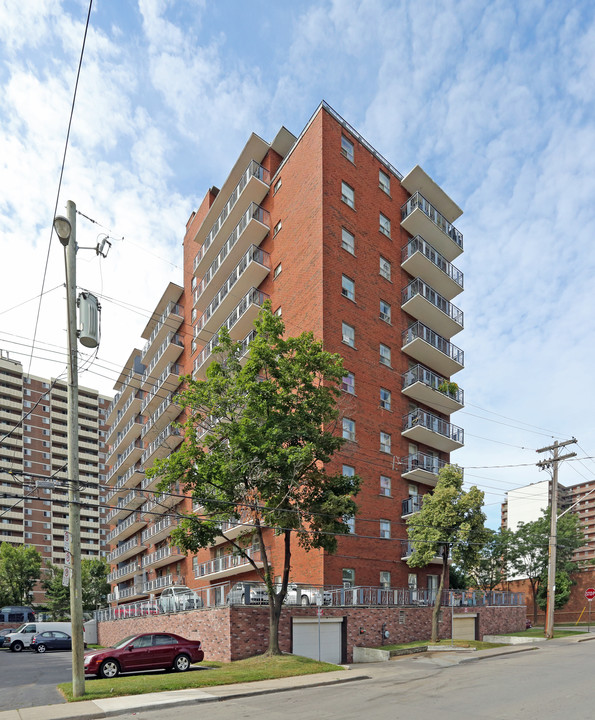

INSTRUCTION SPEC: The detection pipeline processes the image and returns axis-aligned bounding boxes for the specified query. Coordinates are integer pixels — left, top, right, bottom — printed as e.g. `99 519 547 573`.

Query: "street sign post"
585 588 595 631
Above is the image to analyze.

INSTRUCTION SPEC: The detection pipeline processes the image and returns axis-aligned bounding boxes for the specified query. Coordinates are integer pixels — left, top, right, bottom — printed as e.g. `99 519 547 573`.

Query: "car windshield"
12 624 27 634
112 635 138 649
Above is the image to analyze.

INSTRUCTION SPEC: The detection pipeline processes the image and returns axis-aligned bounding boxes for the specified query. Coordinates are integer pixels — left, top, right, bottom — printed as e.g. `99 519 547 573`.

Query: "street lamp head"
53 215 72 246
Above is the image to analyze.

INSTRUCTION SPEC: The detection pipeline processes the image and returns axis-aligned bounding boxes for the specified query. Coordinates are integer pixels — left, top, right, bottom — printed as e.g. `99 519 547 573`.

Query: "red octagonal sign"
585 588 595 601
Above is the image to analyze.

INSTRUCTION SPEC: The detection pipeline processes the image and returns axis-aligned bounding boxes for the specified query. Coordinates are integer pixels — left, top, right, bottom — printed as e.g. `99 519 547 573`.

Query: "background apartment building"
0 350 109 603
106 101 466 604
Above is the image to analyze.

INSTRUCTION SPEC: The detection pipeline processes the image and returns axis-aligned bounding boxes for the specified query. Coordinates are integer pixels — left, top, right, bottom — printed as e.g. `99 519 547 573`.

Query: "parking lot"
0 646 70 711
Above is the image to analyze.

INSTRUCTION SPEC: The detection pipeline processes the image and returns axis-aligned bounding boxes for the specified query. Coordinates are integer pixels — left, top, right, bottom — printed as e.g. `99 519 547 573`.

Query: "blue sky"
1 0 595 528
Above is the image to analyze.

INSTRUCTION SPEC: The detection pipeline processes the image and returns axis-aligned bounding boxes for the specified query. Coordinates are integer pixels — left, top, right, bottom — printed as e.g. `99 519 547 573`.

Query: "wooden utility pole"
536 438 577 639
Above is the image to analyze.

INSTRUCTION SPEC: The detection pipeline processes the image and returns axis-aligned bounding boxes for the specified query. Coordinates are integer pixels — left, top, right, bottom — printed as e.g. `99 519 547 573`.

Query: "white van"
4 622 74 652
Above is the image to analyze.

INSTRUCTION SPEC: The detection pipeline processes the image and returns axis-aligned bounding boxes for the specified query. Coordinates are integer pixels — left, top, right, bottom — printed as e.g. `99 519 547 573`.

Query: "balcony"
141 394 181 444
401 192 463 262
401 236 463 300
400 540 444 564
141 302 183 363
193 160 270 277
194 328 256 382
141 333 184 390
141 425 183 469
194 547 263 581
402 409 464 453
141 544 185 570
142 485 182 516
107 560 141 584
194 204 270 313
117 463 144 491
400 165 462 224
106 439 144 484
401 495 423 517
106 414 144 466
107 511 147 544
210 518 255 546
402 278 463 338
402 322 464 378
141 362 182 417
106 366 144 425
402 364 464 415
107 537 142 564
111 584 146 602
142 516 176 545
143 574 184 593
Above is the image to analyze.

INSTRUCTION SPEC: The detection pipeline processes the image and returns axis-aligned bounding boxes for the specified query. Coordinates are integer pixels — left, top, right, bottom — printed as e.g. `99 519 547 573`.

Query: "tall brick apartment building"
0 350 110 603
106 101 465 604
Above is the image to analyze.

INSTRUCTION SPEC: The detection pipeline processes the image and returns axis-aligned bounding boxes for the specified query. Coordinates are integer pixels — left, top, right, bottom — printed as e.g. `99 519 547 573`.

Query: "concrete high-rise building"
106 101 465 604
0 350 110 603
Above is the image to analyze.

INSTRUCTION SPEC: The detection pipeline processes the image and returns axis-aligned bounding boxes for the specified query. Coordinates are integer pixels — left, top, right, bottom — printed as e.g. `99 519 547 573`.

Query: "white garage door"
453 615 476 641
292 618 342 664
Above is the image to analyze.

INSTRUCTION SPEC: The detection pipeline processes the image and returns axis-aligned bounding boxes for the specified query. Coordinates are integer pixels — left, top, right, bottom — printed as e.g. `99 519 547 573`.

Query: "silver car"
158 586 203 613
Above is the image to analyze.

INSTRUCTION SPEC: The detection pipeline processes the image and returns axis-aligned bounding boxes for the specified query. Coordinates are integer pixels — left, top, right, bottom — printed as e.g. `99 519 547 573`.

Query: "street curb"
460 646 539 663
206 674 371 702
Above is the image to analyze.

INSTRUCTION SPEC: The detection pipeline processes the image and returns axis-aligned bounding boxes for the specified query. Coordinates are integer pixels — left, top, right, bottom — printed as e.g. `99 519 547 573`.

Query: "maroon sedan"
84 632 204 678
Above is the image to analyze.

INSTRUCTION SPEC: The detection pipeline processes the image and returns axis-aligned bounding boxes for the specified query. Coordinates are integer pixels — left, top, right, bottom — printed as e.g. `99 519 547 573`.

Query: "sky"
1 0 595 529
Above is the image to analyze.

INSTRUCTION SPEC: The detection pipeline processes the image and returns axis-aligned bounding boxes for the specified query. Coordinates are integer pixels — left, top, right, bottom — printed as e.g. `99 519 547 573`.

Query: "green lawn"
505 628 587 638
377 639 507 652
59 654 342 702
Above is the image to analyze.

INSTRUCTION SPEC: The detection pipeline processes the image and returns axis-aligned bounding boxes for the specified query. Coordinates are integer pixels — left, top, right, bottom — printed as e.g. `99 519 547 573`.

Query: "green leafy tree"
536 570 573 611
0 542 42 605
81 558 110 613
148 306 360 655
406 466 487 643
509 509 583 623
466 527 514 593
42 562 71 619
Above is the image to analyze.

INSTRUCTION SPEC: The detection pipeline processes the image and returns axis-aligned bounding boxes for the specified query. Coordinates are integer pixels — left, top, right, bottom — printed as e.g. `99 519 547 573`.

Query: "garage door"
292 618 342 664
452 615 476 641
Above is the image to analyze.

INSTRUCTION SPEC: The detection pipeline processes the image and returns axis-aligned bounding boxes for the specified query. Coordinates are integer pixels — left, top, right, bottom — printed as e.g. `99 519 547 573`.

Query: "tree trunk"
431 547 449 643
265 529 292 656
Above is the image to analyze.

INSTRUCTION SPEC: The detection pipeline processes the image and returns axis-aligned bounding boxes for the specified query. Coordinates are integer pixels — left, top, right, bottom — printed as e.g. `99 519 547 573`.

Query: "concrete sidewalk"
0 641 567 720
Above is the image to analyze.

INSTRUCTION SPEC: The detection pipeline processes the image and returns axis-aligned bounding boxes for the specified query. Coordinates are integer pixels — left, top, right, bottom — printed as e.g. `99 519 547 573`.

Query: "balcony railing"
143 574 183 593
141 544 182 568
402 235 463 289
402 452 450 476
106 510 145 543
106 391 142 443
403 409 464 445
402 321 464 367
141 516 175 543
402 495 423 516
195 547 262 579
106 440 143 482
107 560 141 583
141 393 179 440
194 161 270 272
141 363 182 414
142 332 184 381
402 364 464 405
108 414 144 458
195 203 270 303
401 192 463 250
402 278 463 329
107 537 140 563
141 302 183 360
194 329 256 380
140 425 181 466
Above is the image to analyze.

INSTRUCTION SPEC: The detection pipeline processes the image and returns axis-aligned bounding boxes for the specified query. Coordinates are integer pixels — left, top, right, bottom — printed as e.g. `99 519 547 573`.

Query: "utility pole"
536 438 577 639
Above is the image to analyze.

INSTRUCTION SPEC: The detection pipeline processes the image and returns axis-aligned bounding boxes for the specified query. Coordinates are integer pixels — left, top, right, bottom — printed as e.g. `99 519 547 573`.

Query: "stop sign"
585 588 595 601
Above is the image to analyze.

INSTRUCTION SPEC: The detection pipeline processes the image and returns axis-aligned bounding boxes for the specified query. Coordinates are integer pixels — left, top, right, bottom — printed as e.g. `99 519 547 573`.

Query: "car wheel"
301 595 310 606
99 659 120 679
173 654 191 672
36 644 47 654
11 641 24 652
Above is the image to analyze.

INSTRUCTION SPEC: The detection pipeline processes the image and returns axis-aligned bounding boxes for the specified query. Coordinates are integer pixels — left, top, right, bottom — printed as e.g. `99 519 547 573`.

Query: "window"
341 135 355 162
342 322 355 347
380 520 391 539
341 275 355 301
343 515 355 533
379 300 391 324
380 475 391 497
273 220 282 236
380 431 391 454
274 306 282 317
379 169 391 194
342 372 355 394
191 308 197 322
24 532 33 539
191 339 197 354
379 256 391 281
343 418 356 442
341 182 355 209
380 388 391 410
342 568 355 588
342 464 355 478
24 461 32 468
380 571 391 589
24 437 31 445
42 418 50 424
379 213 391 237
23 401 32 408
341 228 355 254
274 263 282 279
379 343 391 366
274 177 282 194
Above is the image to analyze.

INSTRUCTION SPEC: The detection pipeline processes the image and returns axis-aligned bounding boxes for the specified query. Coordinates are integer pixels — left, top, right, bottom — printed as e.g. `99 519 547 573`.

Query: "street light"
53 216 72 246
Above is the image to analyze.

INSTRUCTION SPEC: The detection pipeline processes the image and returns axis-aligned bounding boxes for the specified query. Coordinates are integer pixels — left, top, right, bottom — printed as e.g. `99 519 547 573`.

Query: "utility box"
78 292 100 348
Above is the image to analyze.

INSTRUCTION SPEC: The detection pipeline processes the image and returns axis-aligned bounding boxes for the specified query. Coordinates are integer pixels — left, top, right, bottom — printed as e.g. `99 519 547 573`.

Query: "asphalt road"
0 646 69 710
112 638 595 720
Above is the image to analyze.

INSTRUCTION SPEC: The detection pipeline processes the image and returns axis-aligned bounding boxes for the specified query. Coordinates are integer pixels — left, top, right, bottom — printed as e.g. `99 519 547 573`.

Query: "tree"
406 466 487 643
536 570 573 612
0 542 42 605
43 558 111 619
509 509 583 623
148 305 360 655
466 527 514 593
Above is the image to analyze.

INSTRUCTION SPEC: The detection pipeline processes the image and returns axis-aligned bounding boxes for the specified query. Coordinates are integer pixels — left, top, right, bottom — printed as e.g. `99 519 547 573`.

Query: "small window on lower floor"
342 568 355 588
380 571 391 589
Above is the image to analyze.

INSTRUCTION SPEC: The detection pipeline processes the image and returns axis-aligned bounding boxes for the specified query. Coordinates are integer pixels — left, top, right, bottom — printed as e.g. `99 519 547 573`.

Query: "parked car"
158 586 203 613
113 601 159 618
0 606 35 624
286 584 332 606
5 622 74 652
30 631 77 653
84 632 204 678
226 582 268 605
0 628 18 643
